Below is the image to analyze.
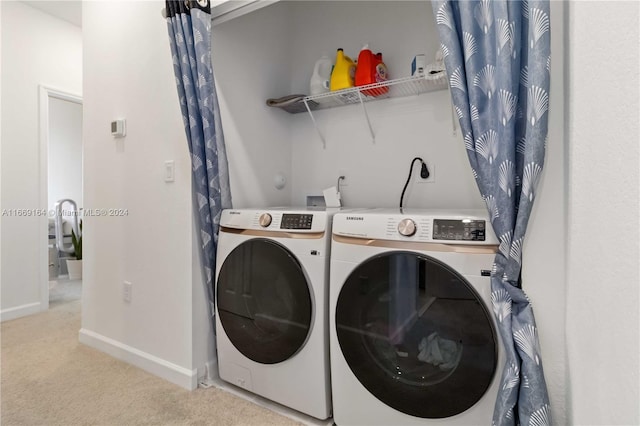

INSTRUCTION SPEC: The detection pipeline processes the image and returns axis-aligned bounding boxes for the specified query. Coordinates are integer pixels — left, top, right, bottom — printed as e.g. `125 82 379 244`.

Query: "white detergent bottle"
310 55 333 96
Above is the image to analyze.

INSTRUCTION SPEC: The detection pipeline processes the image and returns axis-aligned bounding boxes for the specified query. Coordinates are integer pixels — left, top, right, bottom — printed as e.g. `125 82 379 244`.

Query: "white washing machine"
215 207 338 420
329 209 505 425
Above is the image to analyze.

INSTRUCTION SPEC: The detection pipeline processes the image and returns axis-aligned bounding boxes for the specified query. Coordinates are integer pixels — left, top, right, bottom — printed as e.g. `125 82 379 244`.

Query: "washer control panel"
332 209 498 245
280 213 313 230
433 219 486 241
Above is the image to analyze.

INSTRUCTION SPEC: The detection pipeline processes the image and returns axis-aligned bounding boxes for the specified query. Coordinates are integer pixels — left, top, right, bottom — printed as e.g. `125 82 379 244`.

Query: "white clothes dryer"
329 209 505 425
215 207 339 420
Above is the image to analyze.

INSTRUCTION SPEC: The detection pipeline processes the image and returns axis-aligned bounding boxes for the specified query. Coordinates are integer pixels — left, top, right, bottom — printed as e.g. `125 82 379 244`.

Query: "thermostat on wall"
111 119 126 138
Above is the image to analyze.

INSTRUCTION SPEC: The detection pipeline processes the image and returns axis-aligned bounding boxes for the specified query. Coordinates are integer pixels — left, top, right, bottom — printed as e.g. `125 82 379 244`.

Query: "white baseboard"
79 328 197 390
0 302 42 322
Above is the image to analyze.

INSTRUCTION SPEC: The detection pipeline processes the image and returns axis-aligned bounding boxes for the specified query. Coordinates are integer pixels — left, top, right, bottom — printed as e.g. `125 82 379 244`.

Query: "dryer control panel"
219 208 327 233
433 219 486 241
280 214 313 230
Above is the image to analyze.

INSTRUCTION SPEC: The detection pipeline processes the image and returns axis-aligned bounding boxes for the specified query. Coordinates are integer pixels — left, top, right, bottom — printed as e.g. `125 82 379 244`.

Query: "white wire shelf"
297 71 448 113
290 71 449 147
266 72 449 147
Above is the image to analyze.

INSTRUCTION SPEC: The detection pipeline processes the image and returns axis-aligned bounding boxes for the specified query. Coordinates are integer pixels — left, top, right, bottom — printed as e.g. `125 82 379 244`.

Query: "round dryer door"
217 239 312 364
335 251 497 419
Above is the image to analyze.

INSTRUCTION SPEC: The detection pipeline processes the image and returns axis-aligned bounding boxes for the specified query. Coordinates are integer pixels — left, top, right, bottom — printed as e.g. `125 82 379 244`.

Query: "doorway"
39 86 83 310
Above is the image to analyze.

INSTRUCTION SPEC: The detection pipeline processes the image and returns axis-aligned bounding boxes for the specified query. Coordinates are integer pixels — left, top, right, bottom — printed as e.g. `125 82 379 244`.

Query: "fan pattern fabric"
166 0 232 317
432 0 551 424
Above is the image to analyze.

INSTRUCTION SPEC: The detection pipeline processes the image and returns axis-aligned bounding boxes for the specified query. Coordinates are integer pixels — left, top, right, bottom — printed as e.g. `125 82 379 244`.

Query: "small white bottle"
310 55 333 96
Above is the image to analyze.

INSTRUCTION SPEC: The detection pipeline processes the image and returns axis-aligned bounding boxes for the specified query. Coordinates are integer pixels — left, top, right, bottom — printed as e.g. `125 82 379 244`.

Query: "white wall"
212 2 293 208
77 0 303 390
80 0 202 389
520 2 567 422
48 97 83 211
287 1 481 209
566 2 640 424
0 1 82 320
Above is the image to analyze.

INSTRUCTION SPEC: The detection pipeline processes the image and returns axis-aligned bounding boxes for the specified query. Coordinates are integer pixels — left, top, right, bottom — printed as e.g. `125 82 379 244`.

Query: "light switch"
164 160 175 182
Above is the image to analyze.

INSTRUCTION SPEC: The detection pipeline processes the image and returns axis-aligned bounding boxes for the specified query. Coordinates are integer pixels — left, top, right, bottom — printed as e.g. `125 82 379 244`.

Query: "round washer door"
217 239 312 364
335 251 497 419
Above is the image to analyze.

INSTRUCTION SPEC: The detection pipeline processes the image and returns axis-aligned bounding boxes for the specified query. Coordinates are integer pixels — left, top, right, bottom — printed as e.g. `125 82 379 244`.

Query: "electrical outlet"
416 163 435 183
123 281 132 303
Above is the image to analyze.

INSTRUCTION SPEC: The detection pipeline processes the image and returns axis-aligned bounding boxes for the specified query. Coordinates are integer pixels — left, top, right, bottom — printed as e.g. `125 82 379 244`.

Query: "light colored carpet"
1 286 302 426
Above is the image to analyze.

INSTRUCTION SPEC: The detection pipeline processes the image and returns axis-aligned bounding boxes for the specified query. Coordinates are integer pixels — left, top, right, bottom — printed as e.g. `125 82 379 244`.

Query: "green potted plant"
66 220 82 280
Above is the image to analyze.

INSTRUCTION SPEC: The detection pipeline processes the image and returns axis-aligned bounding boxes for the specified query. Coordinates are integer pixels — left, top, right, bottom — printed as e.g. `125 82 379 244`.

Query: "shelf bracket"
357 91 375 143
303 98 326 149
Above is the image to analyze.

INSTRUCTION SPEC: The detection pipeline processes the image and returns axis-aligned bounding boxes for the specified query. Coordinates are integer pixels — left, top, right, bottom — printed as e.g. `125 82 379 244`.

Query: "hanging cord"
399 157 430 209
334 175 345 207
337 175 345 192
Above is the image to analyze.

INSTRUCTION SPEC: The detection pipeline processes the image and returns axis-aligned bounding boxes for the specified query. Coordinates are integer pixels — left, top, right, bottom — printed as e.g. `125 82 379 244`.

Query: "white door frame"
38 85 83 310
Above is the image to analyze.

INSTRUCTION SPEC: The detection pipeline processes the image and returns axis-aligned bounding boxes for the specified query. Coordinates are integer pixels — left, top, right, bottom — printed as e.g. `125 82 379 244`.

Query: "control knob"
397 218 416 237
259 213 272 228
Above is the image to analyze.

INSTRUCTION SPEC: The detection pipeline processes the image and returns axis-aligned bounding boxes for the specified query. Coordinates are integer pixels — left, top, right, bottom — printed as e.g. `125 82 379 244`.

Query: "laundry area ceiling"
21 0 82 27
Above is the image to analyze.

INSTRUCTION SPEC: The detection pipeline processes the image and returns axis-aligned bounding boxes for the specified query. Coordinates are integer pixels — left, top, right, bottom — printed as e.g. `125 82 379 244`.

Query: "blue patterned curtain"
166 0 232 320
432 1 551 424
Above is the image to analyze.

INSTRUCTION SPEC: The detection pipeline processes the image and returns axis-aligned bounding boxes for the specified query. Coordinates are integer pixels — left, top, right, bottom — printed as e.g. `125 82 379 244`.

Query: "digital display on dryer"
280 214 313 230
433 219 486 241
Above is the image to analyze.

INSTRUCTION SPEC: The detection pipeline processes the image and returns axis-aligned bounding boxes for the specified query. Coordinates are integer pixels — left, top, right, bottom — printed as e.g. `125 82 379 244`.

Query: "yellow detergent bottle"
330 48 356 91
